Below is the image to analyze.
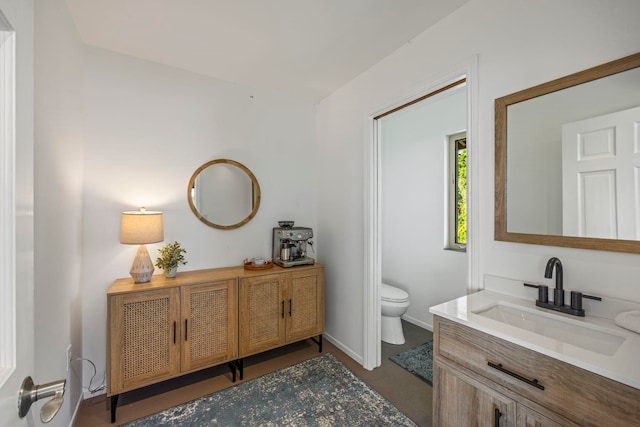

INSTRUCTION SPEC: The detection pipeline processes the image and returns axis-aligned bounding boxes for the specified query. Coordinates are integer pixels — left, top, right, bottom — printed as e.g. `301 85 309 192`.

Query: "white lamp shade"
120 211 164 244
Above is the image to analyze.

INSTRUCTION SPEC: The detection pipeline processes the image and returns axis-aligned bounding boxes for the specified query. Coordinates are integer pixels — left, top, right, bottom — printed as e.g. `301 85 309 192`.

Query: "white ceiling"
65 0 470 101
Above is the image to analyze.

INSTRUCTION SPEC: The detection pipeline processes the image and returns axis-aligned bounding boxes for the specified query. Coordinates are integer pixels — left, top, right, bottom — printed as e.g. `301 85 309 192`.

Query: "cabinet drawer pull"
494 407 502 427
281 300 285 319
173 321 176 344
488 361 545 390
184 319 188 341
289 299 292 317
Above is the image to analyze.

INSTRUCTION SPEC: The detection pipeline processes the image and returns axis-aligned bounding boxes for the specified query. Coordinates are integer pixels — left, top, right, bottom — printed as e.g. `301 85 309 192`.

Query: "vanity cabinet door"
434 315 640 426
108 288 181 394
239 273 286 356
517 405 571 427
285 267 324 343
181 279 237 372
434 358 516 427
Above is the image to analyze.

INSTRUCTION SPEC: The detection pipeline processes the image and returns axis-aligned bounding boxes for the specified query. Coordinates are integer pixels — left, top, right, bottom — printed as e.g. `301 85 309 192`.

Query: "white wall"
317 0 640 361
80 47 317 389
34 0 85 425
380 86 468 329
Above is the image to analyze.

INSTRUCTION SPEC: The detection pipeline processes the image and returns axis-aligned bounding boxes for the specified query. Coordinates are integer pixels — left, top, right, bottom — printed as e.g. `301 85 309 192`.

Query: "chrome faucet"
544 257 563 306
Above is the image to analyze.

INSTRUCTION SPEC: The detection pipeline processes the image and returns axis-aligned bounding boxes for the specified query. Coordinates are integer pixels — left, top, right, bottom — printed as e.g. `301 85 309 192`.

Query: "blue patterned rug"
121 353 416 426
389 341 434 384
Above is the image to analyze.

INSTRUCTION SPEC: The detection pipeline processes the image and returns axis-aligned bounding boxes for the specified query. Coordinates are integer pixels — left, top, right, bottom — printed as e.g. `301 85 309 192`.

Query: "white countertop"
430 289 640 390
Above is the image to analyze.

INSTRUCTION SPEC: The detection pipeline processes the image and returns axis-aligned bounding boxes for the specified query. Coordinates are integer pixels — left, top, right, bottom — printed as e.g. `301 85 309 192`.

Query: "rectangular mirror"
495 52 640 253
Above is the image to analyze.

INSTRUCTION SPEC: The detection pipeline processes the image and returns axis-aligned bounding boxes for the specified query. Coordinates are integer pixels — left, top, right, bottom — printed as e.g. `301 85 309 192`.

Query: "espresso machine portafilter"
272 221 315 267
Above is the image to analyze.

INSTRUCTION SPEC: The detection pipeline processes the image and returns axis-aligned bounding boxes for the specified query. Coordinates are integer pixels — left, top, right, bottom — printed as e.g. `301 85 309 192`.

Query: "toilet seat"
381 283 409 303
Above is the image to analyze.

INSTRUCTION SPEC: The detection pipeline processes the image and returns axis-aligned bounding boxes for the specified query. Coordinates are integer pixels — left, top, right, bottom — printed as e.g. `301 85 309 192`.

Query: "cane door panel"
239 273 285 356
181 280 237 372
286 268 324 342
109 288 181 393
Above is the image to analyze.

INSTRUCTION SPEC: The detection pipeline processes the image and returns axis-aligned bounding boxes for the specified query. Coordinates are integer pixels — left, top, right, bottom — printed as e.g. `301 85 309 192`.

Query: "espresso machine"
272 221 315 267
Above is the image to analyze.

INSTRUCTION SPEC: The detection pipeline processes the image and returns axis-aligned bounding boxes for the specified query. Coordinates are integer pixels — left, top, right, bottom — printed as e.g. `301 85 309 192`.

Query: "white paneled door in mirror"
562 106 640 240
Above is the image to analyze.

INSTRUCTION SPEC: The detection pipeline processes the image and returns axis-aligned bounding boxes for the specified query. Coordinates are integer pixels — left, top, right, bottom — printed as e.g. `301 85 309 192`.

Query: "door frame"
0 2 35 425
362 57 480 369
0 6 16 387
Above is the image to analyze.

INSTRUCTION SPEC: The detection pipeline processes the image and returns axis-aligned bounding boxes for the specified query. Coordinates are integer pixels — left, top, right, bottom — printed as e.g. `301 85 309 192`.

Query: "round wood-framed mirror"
187 159 261 230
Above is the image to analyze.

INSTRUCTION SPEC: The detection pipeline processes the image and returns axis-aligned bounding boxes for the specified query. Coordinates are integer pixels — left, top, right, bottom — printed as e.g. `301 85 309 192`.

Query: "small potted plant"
155 241 187 278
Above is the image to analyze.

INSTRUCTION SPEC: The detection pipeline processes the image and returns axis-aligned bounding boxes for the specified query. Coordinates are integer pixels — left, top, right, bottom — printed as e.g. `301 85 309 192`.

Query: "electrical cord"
70 357 106 394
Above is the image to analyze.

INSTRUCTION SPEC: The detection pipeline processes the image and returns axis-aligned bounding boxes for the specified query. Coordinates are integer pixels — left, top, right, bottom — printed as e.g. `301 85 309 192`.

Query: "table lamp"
120 207 164 283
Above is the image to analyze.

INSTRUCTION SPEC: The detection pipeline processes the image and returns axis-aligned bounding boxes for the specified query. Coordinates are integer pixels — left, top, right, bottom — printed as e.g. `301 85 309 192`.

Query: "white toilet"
381 283 410 345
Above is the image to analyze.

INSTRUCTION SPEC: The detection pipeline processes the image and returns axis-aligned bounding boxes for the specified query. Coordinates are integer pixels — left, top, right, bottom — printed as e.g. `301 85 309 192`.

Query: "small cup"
252 258 266 266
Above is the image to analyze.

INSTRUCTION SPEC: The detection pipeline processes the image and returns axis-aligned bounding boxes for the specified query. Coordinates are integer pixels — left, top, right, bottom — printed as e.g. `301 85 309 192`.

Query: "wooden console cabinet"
107 264 324 423
433 315 640 426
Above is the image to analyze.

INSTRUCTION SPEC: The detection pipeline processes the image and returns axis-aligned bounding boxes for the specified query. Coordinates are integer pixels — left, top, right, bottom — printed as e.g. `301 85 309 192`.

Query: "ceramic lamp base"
130 244 154 283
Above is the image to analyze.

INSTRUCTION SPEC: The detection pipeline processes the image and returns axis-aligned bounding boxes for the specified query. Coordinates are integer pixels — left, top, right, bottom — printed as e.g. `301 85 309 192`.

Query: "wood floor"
74 321 433 426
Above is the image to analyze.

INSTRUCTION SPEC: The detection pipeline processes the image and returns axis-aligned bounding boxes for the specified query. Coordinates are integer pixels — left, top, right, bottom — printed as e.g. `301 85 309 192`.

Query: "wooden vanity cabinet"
434 359 516 426
239 265 324 357
434 358 568 427
433 315 640 427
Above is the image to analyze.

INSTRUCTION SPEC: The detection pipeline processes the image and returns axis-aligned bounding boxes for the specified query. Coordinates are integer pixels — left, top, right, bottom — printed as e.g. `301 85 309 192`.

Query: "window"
447 132 467 250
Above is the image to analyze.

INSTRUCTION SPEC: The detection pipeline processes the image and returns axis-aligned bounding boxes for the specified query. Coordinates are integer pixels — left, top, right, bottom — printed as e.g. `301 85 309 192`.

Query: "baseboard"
69 392 84 427
401 315 433 332
322 333 363 365
82 387 106 401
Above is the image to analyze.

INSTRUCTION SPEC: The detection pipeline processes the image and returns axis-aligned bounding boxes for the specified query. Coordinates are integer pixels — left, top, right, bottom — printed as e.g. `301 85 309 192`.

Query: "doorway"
363 71 476 370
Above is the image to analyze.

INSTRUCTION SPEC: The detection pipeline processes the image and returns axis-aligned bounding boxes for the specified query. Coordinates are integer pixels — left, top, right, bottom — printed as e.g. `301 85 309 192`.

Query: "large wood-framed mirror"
495 52 640 253
188 159 261 230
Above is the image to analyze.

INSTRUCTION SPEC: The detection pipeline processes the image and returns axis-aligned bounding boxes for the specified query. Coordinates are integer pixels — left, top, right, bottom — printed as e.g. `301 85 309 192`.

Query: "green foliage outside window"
456 146 467 244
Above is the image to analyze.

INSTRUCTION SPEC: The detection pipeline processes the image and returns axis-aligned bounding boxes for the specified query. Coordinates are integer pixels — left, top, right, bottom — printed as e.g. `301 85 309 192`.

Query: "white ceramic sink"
473 303 626 356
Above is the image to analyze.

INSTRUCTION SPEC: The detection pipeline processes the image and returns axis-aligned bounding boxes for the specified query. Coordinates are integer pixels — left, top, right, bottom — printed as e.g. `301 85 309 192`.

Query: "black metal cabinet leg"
110 394 119 423
228 361 237 382
237 358 244 380
311 334 323 352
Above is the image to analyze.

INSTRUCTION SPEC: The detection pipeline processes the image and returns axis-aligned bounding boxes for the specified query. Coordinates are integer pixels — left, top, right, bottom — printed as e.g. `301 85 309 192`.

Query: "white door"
0 3 34 426
562 106 640 239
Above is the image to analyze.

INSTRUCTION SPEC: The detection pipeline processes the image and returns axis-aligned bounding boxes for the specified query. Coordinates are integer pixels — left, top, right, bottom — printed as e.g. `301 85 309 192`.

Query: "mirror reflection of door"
562 106 640 239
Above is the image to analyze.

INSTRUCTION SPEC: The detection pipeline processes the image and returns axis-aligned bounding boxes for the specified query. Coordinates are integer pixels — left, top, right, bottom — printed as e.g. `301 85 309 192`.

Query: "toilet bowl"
381 283 410 345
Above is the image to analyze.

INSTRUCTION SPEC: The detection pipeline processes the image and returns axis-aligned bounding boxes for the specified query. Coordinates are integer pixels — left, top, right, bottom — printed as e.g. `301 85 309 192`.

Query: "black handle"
494 407 502 427
488 361 545 390
524 283 549 303
289 299 292 317
173 321 176 344
583 293 602 301
281 300 285 319
184 319 188 341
